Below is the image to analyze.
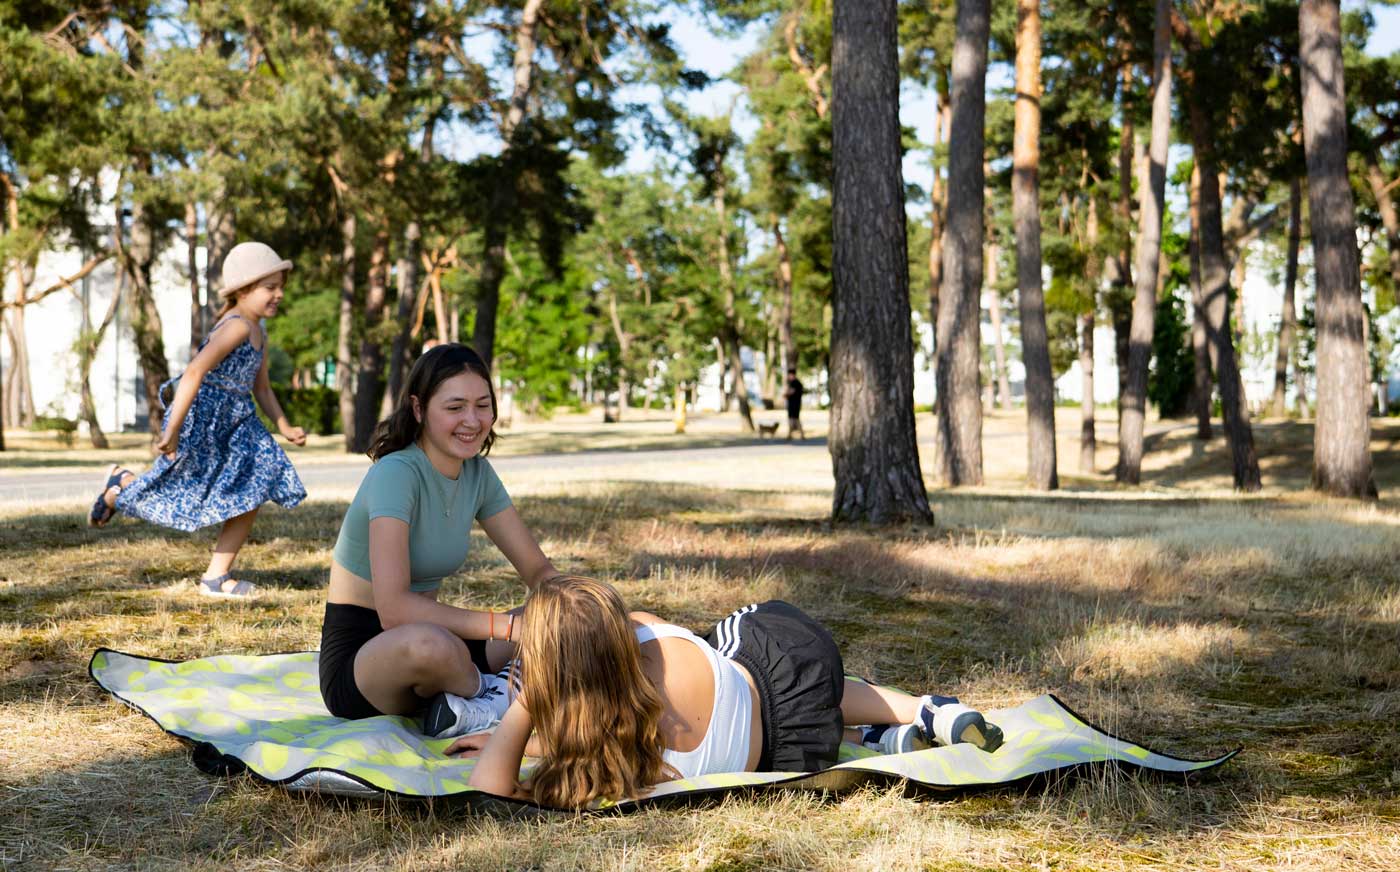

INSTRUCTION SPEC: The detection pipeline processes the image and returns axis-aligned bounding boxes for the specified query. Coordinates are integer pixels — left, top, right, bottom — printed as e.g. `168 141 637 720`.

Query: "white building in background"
2 235 196 434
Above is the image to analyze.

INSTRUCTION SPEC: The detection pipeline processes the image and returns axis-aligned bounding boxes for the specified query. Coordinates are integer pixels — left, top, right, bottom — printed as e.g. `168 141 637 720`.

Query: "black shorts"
318 602 491 720
703 600 844 773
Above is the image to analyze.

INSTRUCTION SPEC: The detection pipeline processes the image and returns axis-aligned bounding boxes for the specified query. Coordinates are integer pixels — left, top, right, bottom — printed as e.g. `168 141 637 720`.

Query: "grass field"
2 412 1398 870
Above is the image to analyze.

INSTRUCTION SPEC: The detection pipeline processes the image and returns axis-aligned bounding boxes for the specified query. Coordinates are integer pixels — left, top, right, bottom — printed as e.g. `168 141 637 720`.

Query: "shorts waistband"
324 601 383 629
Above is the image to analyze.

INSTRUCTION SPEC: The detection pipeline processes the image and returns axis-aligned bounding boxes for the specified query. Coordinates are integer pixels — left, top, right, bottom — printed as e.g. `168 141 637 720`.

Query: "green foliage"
1148 292 1194 418
275 386 342 436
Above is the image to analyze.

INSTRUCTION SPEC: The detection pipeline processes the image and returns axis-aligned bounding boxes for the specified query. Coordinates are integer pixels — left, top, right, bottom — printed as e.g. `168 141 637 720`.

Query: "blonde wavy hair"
516 576 675 808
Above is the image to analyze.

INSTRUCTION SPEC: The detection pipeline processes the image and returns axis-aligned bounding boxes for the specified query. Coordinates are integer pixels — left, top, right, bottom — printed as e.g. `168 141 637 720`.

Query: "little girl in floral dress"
88 241 308 598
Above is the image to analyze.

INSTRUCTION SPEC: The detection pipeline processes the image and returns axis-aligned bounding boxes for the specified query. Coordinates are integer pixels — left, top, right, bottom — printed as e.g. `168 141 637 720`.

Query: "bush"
33 414 78 446
272 386 342 435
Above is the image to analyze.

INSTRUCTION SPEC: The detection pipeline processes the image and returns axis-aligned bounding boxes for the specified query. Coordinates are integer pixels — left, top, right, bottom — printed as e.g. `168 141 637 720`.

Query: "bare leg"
201 507 259 592
840 678 921 726
99 471 138 515
353 623 482 716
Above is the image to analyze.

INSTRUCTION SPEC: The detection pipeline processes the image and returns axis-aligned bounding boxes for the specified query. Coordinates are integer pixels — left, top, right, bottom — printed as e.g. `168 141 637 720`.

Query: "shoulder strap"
634 622 695 644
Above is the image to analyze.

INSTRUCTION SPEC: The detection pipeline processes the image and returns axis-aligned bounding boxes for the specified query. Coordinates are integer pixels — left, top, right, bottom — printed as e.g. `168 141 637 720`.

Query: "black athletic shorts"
318 602 491 720
703 600 845 773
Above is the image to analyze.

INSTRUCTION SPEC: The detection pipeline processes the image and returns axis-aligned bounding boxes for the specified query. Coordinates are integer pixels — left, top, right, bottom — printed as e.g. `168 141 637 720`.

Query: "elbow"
374 599 411 630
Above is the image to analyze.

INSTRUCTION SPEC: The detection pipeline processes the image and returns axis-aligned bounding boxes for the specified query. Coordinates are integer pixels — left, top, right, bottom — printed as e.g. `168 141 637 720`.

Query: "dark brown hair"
367 343 498 461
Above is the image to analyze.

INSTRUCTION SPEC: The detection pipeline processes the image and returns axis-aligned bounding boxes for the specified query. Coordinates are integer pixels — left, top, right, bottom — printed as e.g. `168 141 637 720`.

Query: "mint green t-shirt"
332 443 513 592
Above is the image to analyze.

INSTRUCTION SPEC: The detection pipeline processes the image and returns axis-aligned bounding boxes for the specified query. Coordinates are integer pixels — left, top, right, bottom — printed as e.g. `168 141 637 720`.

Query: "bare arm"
479 506 557 590
463 698 534 799
368 517 511 640
252 348 306 446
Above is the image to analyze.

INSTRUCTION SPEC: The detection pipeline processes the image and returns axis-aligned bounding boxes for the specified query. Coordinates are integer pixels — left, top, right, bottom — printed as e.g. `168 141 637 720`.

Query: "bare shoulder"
629 611 665 626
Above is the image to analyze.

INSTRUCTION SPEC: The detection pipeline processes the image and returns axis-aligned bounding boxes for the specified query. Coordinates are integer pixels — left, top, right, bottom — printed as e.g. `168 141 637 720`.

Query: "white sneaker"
861 723 927 754
422 691 499 738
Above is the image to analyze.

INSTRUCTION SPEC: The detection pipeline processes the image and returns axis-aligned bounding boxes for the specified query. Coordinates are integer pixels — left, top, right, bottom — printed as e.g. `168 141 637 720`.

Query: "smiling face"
413 371 496 466
235 272 287 319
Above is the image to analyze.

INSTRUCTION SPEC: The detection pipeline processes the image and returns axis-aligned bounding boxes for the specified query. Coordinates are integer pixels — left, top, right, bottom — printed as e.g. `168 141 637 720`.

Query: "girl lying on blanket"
319 343 556 732
448 576 1003 809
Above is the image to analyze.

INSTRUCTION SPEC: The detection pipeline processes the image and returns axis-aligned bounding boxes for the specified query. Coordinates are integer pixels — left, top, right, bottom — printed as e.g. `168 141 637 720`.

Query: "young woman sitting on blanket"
450 576 1003 809
319 343 556 733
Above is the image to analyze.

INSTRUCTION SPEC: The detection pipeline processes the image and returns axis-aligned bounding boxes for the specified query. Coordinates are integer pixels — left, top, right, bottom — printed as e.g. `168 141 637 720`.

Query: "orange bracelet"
489 612 497 641
506 613 515 642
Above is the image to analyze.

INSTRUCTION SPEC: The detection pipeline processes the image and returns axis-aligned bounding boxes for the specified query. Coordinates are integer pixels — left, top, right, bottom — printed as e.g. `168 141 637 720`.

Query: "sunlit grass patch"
4 452 1400 868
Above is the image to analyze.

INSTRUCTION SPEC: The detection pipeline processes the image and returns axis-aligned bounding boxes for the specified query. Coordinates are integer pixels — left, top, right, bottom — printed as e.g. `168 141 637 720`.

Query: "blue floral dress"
115 315 306 532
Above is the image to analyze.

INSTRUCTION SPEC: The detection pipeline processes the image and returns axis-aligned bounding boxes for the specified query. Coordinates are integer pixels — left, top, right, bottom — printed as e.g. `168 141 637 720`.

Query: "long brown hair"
367 343 497 461
516 576 674 808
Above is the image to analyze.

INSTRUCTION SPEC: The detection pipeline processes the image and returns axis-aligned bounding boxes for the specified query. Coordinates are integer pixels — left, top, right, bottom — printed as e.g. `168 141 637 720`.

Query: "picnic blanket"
89 648 1237 813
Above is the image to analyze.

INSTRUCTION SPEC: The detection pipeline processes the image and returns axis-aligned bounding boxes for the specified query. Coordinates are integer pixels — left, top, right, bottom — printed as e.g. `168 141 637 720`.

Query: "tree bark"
352 224 391 451
1116 0 1172 485
830 0 932 524
471 0 543 368
337 211 358 451
1271 178 1302 418
185 202 203 349
986 239 1011 410
1300 0 1376 497
774 218 795 374
126 188 171 439
1189 97 1261 491
1365 153 1400 292
205 193 235 328
1080 195 1100 472
1013 0 1057 489
1189 162 1213 439
927 85 949 384
607 286 631 421
714 178 754 432
935 0 990 487
78 275 122 449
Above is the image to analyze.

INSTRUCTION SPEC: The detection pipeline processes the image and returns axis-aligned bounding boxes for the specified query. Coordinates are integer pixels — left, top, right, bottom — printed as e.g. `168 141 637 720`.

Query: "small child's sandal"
197 574 259 599
88 464 131 528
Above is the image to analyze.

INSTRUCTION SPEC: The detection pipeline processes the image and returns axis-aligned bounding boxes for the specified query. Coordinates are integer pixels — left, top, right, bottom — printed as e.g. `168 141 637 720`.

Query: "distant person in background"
86 241 307 599
783 368 805 441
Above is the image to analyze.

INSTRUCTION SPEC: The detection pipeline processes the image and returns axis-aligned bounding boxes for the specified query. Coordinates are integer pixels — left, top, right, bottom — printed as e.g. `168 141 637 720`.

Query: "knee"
393 624 466 676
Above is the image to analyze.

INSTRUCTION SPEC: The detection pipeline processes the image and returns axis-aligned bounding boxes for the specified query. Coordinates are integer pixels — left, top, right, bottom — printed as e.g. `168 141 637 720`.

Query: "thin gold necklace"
422 444 463 517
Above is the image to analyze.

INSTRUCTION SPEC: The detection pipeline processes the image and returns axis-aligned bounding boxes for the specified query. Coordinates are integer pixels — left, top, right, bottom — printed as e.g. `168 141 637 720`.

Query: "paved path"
0 421 1194 507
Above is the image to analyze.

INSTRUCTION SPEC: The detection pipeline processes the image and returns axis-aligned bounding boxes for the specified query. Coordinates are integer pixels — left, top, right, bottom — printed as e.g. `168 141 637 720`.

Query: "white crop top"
635 622 754 778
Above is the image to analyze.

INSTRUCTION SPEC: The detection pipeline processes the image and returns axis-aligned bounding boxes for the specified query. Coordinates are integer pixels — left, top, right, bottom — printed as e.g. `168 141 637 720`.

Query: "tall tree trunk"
1189 97 1261 491
986 239 1011 410
126 188 171 439
185 202 204 349
1300 0 1376 497
381 217 422 419
774 218 795 374
830 0 932 524
78 276 122 449
1013 0 1057 489
352 225 391 451
607 287 631 421
205 193 235 329
1116 0 1172 485
1110 62 1135 425
1271 177 1302 418
1365 153 1400 291
1080 195 1100 472
336 211 358 451
1189 162 1213 439
927 83 949 383
714 175 754 432
3 258 36 428
935 0 990 487
471 0 544 368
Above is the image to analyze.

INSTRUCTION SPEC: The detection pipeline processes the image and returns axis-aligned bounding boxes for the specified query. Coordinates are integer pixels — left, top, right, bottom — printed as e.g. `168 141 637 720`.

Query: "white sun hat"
219 242 293 298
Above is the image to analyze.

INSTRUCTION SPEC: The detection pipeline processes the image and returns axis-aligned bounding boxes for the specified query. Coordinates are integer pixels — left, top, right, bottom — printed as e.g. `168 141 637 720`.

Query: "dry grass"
2 415 1399 870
